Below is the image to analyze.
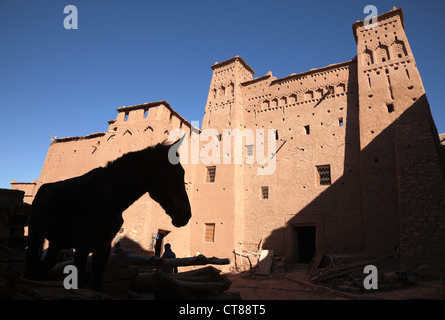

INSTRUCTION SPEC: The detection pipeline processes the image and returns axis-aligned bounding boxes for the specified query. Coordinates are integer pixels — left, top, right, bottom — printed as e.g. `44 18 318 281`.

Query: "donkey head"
149 136 191 228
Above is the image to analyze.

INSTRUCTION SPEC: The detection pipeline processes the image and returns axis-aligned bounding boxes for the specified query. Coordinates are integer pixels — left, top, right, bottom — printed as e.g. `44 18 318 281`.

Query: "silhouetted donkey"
24 136 191 291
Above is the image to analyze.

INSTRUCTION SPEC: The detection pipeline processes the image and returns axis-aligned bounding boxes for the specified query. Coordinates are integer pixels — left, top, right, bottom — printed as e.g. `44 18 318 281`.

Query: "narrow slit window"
206 166 216 183
339 117 344 127
304 125 310 135
124 112 129 122
204 223 215 243
144 109 149 118
261 186 269 199
405 69 410 79
316 165 331 186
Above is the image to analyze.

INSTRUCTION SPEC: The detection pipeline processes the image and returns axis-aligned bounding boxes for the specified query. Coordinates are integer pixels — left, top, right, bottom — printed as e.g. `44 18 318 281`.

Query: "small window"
316 165 331 186
261 186 269 199
304 125 310 135
246 145 254 157
124 112 129 122
274 129 279 140
339 117 344 127
386 103 394 113
206 166 216 183
144 109 149 118
204 223 215 242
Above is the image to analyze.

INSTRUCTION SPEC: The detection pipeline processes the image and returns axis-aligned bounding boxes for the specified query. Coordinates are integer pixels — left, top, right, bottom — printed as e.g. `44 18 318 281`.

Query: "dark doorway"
154 229 170 257
295 226 316 263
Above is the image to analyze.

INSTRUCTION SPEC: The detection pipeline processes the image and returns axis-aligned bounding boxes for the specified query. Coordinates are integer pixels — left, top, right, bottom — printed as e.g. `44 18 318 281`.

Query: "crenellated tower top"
203 56 254 130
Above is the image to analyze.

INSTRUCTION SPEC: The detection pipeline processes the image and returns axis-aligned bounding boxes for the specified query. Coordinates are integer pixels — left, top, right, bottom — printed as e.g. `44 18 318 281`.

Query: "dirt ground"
224 265 445 300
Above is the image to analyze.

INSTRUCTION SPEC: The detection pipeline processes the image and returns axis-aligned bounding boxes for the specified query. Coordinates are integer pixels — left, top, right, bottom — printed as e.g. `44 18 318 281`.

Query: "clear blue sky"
0 0 444 189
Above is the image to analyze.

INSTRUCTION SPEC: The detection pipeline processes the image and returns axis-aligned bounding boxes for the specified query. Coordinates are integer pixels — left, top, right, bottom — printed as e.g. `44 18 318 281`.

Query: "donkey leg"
91 244 111 292
34 242 61 280
73 248 89 289
23 229 45 280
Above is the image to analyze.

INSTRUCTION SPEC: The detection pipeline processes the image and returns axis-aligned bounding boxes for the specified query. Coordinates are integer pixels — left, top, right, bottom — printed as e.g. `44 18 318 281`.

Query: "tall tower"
189 57 254 261
354 7 421 257
354 7 445 273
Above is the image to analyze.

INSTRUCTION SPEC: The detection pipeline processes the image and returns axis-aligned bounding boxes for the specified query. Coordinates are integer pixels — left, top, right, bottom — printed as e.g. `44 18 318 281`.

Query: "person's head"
164 243 171 250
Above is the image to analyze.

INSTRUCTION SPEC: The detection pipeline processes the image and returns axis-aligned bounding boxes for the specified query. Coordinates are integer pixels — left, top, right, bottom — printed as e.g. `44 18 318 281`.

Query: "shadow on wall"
262 93 445 275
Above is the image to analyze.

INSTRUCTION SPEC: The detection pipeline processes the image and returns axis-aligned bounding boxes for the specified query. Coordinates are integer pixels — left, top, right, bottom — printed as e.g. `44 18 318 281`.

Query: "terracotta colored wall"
10 181 36 204
238 60 365 260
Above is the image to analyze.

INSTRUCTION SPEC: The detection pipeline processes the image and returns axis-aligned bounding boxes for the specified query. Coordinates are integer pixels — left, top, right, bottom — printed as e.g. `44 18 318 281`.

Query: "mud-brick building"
13 7 445 275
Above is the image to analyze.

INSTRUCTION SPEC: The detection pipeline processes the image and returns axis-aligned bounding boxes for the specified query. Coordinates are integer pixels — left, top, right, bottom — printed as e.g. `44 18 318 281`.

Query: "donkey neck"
104 147 162 213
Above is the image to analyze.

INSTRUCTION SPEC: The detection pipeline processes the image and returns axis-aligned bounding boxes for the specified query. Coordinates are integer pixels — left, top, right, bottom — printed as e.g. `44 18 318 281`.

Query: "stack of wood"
132 265 239 300
41 252 238 300
0 189 31 274
127 253 237 299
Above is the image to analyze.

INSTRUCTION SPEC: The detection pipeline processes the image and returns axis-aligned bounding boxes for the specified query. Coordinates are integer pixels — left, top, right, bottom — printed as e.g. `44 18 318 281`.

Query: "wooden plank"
308 251 324 275
256 250 274 275
127 254 230 267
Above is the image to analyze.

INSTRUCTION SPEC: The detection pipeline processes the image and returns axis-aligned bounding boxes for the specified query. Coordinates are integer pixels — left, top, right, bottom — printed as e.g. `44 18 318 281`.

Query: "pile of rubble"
0 189 31 274
308 253 417 293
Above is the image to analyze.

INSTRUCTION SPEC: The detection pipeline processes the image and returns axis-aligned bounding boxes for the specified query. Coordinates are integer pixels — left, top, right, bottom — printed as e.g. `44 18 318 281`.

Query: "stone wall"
0 189 31 273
